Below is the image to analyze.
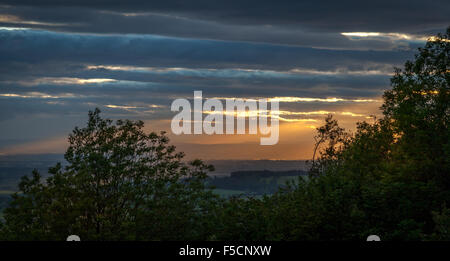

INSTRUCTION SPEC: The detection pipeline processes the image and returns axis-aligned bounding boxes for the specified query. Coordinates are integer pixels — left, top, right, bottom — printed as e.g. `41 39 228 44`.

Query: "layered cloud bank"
0 1 448 159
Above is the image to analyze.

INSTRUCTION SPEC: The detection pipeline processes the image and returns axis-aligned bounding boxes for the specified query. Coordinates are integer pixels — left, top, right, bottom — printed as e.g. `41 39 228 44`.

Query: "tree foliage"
0 109 216 240
208 28 450 241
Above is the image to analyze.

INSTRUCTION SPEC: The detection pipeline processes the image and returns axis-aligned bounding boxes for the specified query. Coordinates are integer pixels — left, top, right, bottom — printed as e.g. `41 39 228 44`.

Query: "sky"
0 1 449 160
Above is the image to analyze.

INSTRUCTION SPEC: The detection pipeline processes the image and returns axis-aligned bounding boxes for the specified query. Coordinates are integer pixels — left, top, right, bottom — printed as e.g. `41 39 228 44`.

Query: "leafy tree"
199 28 450 241
431 204 450 240
0 109 216 240
260 28 450 240
382 28 450 187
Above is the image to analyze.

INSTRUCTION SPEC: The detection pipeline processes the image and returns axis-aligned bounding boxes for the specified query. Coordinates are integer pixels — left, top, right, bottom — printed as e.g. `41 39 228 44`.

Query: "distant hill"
206 160 310 177
207 169 308 196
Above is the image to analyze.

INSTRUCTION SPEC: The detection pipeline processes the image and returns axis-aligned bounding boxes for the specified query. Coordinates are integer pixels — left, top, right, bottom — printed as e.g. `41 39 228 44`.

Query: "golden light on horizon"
0 109 378 160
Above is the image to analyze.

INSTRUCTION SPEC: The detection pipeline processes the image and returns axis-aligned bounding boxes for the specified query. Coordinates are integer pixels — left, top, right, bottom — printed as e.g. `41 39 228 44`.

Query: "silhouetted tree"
0 109 216 240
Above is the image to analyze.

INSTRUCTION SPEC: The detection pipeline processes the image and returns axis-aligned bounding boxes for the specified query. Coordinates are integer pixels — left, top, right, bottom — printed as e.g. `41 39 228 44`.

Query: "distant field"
260 175 299 185
277 175 309 185
213 188 246 197
276 175 298 185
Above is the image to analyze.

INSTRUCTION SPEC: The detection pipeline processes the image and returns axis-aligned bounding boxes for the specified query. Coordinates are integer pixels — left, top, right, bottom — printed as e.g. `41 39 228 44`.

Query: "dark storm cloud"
0 28 401 110
0 1 448 49
1 0 449 32
0 29 413 72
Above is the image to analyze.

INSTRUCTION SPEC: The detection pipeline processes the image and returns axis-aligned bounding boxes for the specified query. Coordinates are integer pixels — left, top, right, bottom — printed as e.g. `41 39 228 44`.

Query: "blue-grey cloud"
0 1 447 156
0 1 448 49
